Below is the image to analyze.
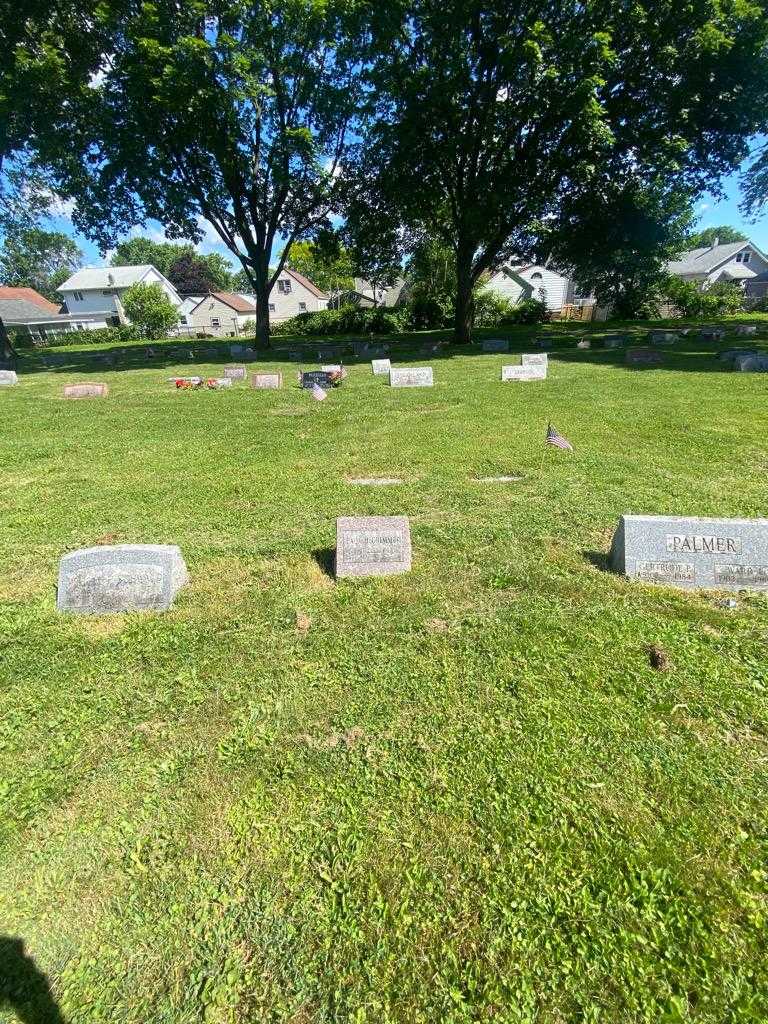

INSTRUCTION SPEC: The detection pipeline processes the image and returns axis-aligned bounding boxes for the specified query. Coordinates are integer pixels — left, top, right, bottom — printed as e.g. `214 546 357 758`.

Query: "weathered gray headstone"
0 370 18 386
251 372 282 389
649 330 678 344
389 367 434 388
335 516 412 578
371 358 391 375
603 335 628 348
735 324 757 337
501 364 546 381
626 347 663 367
482 338 509 353
610 514 768 591
63 382 109 399
223 365 247 379
288 349 303 361
699 326 725 340
735 354 768 372
521 353 547 367
353 341 371 357
719 348 757 365
57 544 189 613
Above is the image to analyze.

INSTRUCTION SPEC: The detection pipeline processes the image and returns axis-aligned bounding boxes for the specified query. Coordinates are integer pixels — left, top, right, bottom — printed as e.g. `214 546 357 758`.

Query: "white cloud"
696 202 710 213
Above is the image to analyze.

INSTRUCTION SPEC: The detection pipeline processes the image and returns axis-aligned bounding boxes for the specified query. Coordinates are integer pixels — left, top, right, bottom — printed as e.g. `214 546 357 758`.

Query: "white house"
265 267 329 320
57 264 182 326
183 292 258 336
665 239 768 289
485 263 571 312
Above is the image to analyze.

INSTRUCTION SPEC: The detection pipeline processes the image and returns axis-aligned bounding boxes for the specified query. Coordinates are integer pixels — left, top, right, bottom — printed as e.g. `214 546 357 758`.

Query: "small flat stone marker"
336 516 412 578
521 353 547 367
371 358 391 375
0 370 18 386
626 347 663 367
251 372 282 389
700 326 725 340
735 324 757 337
347 477 404 486
610 514 768 590
473 475 524 483
223 365 247 379
603 335 627 348
482 338 509 353
57 544 189 613
649 330 678 344
63 382 109 399
389 367 433 388
501 365 546 381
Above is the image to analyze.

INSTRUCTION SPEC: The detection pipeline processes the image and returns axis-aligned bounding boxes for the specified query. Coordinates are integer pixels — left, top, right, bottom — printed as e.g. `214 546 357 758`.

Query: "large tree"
111 237 233 291
0 228 83 301
684 225 748 248
283 236 355 297
53 0 369 346
362 0 768 342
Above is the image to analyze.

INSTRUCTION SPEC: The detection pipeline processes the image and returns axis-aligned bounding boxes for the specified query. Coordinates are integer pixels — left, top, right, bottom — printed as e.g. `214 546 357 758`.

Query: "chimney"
711 237 719 249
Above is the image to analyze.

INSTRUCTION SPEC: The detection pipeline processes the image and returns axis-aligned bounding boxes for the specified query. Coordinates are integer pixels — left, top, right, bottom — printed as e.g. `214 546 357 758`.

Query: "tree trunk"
454 257 475 344
251 258 271 348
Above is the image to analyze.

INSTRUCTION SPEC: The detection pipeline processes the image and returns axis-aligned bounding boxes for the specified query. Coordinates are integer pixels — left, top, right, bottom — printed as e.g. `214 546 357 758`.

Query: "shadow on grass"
583 550 613 574
0 936 66 1024
312 548 336 580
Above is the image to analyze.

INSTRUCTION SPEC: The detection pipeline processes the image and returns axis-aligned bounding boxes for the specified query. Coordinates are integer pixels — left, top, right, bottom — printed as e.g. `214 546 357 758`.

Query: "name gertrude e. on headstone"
63 382 109 399
0 370 18 386
521 352 547 366
223 365 247 379
57 544 189 613
251 372 282 389
389 367 434 388
335 516 412 578
610 514 768 590
371 358 391 375
482 338 509 353
501 365 546 381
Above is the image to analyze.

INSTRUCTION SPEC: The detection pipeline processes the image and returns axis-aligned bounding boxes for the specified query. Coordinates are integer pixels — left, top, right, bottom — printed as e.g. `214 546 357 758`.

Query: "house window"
530 272 543 280
298 302 307 311
277 279 292 294
211 317 221 327
743 251 751 263
102 289 113 296
180 315 188 325
72 291 84 301
268 303 275 312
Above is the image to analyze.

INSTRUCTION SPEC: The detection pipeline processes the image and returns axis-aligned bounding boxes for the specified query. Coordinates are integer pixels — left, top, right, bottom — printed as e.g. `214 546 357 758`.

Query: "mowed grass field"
1 322 768 1023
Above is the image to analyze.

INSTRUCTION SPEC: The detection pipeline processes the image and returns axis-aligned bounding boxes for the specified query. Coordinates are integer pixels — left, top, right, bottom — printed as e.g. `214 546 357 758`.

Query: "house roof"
283 267 328 298
666 241 753 276
56 264 159 291
193 292 258 314
0 287 61 314
0 297 69 322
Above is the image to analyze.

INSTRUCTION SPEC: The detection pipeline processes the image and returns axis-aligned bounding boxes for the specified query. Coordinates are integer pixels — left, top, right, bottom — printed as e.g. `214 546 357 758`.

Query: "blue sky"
46 158 768 269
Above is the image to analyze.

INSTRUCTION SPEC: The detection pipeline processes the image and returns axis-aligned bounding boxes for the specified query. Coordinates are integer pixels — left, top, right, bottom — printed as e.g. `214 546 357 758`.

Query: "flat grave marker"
63 382 109 399
0 370 18 386
371 358 391 375
347 477 404 486
521 353 548 367
300 369 335 389
649 330 678 344
223 365 247 380
482 338 509 353
57 543 189 613
251 372 283 389
389 367 434 388
336 516 412 578
611 514 768 591
735 324 758 337
626 347 664 367
501 365 546 381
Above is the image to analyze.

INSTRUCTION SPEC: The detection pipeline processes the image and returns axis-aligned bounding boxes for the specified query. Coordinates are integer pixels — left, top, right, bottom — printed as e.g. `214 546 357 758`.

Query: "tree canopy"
684 225 748 249
122 282 180 338
0 227 82 301
110 237 234 291
283 238 355 297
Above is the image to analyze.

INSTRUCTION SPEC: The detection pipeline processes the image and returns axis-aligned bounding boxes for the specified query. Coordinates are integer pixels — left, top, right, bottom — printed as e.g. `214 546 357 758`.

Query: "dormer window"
736 251 751 264
277 279 292 294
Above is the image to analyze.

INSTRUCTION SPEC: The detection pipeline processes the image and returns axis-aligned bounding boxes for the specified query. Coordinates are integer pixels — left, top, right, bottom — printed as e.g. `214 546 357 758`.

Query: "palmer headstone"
0 370 18 386
735 324 757 337
223 365 247 379
335 516 412 578
482 338 509 353
57 544 189 613
626 347 663 367
251 372 282 389
63 382 109 399
610 514 768 590
371 358 391 375
389 367 434 388
501 365 546 381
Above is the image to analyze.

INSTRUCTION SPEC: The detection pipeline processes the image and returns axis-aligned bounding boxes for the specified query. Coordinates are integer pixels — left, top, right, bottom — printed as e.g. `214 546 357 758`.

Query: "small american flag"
310 382 328 401
546 423 573 451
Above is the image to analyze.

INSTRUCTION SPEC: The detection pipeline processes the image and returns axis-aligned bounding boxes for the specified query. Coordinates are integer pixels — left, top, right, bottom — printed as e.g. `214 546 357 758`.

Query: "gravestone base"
58 544 189 613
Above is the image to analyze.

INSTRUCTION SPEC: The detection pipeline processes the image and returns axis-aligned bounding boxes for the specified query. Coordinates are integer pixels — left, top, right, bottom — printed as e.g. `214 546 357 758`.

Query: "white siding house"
57 265 182 325
485 264 570 312
265 268 329 320
666 239 768 289
185 293 258 336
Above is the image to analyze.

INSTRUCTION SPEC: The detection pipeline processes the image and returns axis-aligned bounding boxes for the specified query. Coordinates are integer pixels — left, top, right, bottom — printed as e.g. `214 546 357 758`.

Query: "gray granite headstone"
353 341 371 357
501 364 546 381
649 330 678 344
610 514 768 590
521 353 548 367
626 347 663 367
0 370 18 386
57 544 189 613
735 324 757 337
389 367 433 387
371 358 391 375
700 326 725 340
335 516 412 578
63 382 109 399
720 348 757 365
223 365 247 379
735 354 768 372
603 335 628 348
251 372 282 389
482 338 509 353
288 349 303 361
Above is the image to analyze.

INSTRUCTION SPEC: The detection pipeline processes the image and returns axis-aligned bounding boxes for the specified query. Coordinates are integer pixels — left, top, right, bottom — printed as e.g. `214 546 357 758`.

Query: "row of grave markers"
55 511 768 614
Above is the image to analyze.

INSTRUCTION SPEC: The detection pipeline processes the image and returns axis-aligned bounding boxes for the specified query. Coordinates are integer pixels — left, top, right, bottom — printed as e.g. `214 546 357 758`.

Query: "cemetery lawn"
2 321 768 1023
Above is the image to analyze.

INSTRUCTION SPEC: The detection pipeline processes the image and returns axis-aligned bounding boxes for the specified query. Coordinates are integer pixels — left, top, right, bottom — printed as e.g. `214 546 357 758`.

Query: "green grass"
2 322 768 1023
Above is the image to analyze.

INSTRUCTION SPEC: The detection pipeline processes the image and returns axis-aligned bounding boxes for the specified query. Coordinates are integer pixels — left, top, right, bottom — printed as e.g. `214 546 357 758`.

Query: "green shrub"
122 282 180 338
473 289 515 327
663 277 745 318
24 325 141 348
405 294 452 329
502 298 549 324
272 304 407 337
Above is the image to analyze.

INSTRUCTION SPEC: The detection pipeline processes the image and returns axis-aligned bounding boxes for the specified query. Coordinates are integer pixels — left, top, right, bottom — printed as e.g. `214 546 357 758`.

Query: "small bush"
473 289 515 327
405 294 452 330
502 298 549 324
24 325 141 348
272 304 407 337
663 277 745 318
